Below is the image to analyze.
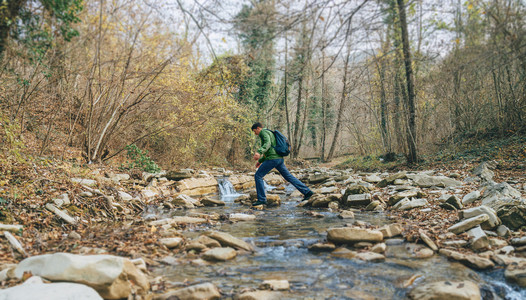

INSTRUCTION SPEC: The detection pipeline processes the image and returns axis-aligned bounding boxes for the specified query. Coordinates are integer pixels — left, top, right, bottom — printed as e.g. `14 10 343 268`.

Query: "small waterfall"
218 178 241 200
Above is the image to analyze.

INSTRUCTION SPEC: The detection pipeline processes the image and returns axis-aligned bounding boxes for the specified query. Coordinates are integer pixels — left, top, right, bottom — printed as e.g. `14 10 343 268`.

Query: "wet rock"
266 194 281 207
157 282 220 300
355 252 385 262
505 261 526 287
378 224 403 238
172 216 207 224
160 237 183 249
439 249 494 270
260 280 290 291
497 225 511 237
408 280 481 300
467 226 489 251
197 235 222 248
328 201 339 211
497 205 526 230
377 172 407 188
201 197 225 207
414 247 434 258
409 174 462 188
206 231 254 252
418 230 438 251
308 243 336 252
311 195 331 208
0 276 103 300
385 238 404 245
330 248 357 259
397 198 428 211
338 210 355 219
459 205 500 229
327 227 383 244
446 195 463 210
14 253 149 299
345 193 372 207
236 290 282 300
388 190 419 206
371 243 386 253
230 213 256 221
202 247 237 261
462 190 481 205
364 201 380 211
448 214 490 234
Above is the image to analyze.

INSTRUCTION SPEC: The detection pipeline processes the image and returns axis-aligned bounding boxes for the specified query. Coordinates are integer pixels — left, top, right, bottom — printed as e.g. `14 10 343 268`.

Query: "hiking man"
251 122 313 206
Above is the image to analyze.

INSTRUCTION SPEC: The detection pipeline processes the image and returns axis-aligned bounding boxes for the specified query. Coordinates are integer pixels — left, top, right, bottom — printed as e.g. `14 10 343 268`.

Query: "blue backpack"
270 129 291 157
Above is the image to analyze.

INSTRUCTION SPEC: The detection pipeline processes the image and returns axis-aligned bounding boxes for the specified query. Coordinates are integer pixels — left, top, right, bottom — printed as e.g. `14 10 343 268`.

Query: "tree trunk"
397 0 417 164
292 75 303 158
320 51 327 161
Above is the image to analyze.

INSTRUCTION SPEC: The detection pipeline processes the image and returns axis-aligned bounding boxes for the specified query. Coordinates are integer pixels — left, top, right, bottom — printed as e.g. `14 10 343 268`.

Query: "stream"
151 180 526 299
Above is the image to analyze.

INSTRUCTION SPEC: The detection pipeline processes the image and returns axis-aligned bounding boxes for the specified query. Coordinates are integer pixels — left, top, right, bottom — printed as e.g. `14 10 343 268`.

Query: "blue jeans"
255 159 311 203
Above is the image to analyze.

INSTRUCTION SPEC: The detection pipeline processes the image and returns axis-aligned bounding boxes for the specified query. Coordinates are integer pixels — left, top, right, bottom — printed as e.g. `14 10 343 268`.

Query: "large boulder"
176 176 218 196
14 253 149 299
327 227 383 244
0 276 103 300
408 280 481 300
481 182 524 210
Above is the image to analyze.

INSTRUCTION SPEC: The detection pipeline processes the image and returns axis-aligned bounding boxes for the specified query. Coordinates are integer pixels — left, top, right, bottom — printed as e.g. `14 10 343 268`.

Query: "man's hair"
251 122 263 130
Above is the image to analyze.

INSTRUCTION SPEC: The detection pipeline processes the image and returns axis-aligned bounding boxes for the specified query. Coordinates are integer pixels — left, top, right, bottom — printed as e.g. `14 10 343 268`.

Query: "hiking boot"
303 191 314 201
252 200 267 207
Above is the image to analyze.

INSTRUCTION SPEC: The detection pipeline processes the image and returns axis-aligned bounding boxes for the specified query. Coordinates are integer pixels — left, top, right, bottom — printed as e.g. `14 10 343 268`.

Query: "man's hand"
256 162 261 169
253 152 261 161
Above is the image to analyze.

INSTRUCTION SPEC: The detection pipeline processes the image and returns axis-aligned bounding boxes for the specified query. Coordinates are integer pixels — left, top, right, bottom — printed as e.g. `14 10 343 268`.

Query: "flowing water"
152 180 526 299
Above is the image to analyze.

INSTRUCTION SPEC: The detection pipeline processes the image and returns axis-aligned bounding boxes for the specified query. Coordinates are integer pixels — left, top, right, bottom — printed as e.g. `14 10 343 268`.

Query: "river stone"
330 248 357 259
398 199 428 211
371 243 386 253
448 214 490 234
410 174 462 188
505 261 526 287
260 279 290 291
172 216 207 224
419 230 438 251
160 237 183 249
236 290 282 300
459 205 500 229
355 252 385 262
446 195 463 209
171 194 198 208
176 176 219 196
157 282 220 300
344 185 370 196
327 227 383 244
392 198 411 210
497 205 526 230
197 235 222 248
71 178 98 187
201 197 225 207
206 231 254 252
319 186 339 194
462 190 481 205
312 195 332 208
414 247 435 258
439 249 494 270
165 170 193 181
328 201 339 211
338 210 355 219
467 226 489 251
442 240 468 247
308 173 330 184
497 225 511 237
14 253 149 299
345 193 372 206
0 276 103 300
408 280 481 300
308 243 336 252
511 236 526 246
379 224 403 238
229 213 256 221
267 194 281 207
202 247 237 261
365 174 382 183
377 172 407 188
388 190 419 206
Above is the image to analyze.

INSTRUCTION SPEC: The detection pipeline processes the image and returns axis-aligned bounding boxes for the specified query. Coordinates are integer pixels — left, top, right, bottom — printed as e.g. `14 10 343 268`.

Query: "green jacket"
257 129 282 163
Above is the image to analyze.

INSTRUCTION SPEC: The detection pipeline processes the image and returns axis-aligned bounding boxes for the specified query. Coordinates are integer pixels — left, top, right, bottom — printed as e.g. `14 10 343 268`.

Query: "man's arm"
257 130 272 155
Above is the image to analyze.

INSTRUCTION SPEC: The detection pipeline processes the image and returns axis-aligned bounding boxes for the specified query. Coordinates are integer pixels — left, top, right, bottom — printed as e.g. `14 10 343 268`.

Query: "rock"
308 173 330 184
71 178 97 187
311 195 332 208
371 243 386 253
266 194 281 207
410 174 462 188
0 223 23 233
419 230 438 251
68 231 82 240
344 185 370 196
489 237 508 248
236 290 282 300
0 276 103 300
442 240 468 247
14 253 149 299
45 203 77 225
308 243 336 252
355 252 385 262
440 202 459 211
201 197 225 207
345 193 371 207
160 237 183 249
505 261 526 287
414 247 435 258
397 198 428 211
202 247 237 261
260 280 290 291
466 226 489 251
328 201 339 210
408 280 481 300
170 194 198 208
497 225 511 237
497 205 526 230
448 214 490 234
459 205 500 229
388 190 419 206
206 231 254 252
319 186 339 194
176 176 218 196
472 161 497 182
197 235 222 248
392 198 410 210
327 227 383 244
107 173 130 183
229 213 256 221
157 282 220 300
439 249 494 270
141 189 159 201
117 191 133 201
171 216 207 224
462 190 481 205
331 248 357 259
365 174 382 183
379 224 403 238
165 170 193 181
377 172 407 188
481 182 523 211
365 201 381 211
511 236 526 246
446 195 463 210
338 210 355 219
53 193 70 207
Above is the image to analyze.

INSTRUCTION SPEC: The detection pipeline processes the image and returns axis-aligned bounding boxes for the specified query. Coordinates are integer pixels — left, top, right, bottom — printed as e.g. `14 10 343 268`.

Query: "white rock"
448 214 490 234
71 178 97 187
160 237 183 249
53 193 70 207
462 190 481 205
260 279 290 291
0 276 102 300
467 226 489 251
229 213 256 221
118 191 133 201
408 280 480 300
459 205 500 229
398 199 428 211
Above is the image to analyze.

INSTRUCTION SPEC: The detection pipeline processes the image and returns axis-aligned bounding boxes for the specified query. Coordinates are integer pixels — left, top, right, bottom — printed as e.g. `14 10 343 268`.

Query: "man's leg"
254 159 280 203
274 159 312 195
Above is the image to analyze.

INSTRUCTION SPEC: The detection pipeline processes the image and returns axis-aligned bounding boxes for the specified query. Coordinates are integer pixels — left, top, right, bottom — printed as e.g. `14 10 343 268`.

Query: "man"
251 122 313 206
